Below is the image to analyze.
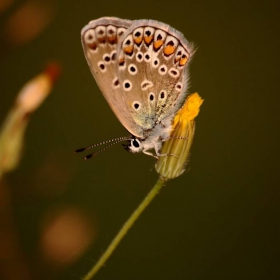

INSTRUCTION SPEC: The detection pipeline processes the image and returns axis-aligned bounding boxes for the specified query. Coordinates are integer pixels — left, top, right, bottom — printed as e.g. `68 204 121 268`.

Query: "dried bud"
0 64 60 174
16 63 60 113
156 93 203 179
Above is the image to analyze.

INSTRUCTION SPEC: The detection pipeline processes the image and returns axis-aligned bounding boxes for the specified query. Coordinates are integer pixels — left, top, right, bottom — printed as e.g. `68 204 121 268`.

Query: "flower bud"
156 93 203 179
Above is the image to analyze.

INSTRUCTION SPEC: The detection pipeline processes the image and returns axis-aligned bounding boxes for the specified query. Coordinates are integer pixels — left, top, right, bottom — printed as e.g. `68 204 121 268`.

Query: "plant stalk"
83 176 167 279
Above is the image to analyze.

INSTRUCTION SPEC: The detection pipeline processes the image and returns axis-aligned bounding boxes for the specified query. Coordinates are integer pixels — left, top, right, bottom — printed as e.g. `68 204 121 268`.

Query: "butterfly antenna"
84 137 130 160
75 137 130 153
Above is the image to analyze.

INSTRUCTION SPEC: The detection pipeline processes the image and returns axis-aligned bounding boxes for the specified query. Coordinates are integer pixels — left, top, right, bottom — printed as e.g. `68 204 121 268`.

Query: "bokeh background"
0 0 279 279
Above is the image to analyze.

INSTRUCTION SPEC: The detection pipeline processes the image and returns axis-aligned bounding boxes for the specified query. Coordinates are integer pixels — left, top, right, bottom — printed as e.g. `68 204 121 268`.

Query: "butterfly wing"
81 17 145 138
115 19 194 134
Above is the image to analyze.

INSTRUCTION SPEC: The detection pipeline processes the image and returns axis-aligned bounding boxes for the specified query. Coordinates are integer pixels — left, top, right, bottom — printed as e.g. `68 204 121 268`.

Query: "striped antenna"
75 137 131 159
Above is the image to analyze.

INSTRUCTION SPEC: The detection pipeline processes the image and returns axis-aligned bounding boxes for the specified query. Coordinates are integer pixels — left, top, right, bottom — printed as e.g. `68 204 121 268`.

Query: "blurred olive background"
0 0 279 279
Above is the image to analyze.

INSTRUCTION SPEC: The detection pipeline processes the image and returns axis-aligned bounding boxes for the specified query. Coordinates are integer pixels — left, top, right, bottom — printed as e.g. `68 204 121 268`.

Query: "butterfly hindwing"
116 19 194 133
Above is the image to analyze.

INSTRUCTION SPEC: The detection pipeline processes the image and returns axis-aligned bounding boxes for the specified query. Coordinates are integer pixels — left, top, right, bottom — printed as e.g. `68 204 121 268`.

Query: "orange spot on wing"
179 56 188 66
123 45 133 54
98 36 106 43
119 57 125 65
163 45 175 55
144 35 153 45
87 42 97 50
108 35 117 44
153 40 163 50
134 37 142 44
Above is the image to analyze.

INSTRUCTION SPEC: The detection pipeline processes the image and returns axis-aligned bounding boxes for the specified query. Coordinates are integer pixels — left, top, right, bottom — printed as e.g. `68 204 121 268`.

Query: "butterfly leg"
153 144 169 158
154 144 179 159
142 147 158 159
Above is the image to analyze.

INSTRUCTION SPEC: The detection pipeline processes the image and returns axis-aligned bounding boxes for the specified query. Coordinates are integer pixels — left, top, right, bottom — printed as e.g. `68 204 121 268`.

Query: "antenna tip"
75 148 86 153
84 154 93 160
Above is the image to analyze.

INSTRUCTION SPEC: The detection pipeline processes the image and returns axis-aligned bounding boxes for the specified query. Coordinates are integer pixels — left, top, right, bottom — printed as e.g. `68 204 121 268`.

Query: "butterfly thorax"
126 115 173 157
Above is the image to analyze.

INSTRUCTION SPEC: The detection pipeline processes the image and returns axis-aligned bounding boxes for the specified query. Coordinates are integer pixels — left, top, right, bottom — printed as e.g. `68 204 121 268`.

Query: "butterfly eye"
131 139 141 148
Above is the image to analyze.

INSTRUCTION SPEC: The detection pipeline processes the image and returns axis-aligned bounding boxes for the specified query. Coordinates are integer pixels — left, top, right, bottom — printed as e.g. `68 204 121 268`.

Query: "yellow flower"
156 93 203 179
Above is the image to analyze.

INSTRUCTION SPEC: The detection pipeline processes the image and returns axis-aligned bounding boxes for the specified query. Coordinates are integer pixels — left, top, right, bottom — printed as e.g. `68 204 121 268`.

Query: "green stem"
83 176 167 280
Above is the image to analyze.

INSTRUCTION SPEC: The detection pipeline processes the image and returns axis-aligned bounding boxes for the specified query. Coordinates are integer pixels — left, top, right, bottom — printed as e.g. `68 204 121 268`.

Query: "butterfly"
77 17 194 159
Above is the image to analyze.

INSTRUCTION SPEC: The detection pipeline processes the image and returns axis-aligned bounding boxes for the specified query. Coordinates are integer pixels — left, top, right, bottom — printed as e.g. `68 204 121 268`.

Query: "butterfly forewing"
116 20 194 132
81 17 145 138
